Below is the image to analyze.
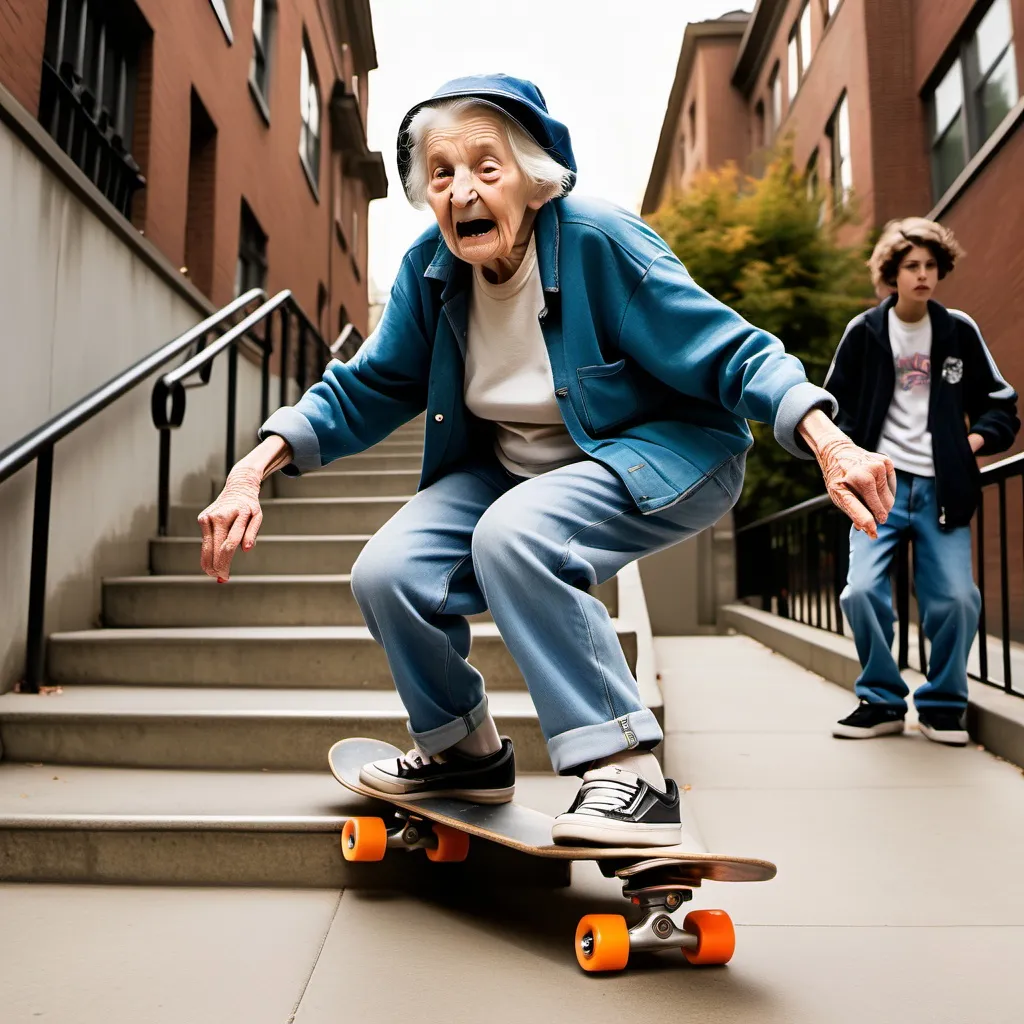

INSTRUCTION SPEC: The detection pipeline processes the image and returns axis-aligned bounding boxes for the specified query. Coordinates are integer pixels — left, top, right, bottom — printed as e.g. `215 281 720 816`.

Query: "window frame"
249 0 275 121
827 91 852 208
768 62 782 139
236 199 268 297
788 3 813 101
925 0 1018 202
298 33 322 199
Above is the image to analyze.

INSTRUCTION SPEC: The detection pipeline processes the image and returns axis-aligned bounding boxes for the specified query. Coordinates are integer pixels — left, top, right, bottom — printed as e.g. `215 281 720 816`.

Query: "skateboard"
329 737 777 973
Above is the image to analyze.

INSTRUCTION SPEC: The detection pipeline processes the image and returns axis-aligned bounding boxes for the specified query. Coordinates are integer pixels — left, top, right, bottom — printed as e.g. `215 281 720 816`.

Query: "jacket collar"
422 200 561 301
867 295 954 346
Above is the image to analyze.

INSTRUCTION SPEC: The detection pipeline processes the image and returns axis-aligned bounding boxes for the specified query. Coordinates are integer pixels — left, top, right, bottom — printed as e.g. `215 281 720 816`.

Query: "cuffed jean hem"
547 708 664 775
407 694 492 757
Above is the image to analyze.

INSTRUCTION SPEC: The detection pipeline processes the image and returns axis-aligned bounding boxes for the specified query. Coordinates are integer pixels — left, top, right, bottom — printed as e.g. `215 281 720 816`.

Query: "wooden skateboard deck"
329 737 776 972
329 738 776 882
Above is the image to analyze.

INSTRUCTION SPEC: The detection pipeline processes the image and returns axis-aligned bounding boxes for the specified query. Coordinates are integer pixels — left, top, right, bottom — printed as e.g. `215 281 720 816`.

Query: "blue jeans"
351 455 744 773
840 471 980 711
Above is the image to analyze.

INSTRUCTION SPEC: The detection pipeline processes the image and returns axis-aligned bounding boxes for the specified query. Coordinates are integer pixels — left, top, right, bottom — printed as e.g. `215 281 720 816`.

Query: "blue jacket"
261 196 836 514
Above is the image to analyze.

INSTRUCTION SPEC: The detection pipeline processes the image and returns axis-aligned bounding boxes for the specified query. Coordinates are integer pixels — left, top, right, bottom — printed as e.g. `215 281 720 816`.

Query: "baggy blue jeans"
350 454 744 773
840 470 980 712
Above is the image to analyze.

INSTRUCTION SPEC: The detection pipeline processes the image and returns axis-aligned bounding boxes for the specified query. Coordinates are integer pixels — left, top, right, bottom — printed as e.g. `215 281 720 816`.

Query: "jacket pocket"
576 359 641 436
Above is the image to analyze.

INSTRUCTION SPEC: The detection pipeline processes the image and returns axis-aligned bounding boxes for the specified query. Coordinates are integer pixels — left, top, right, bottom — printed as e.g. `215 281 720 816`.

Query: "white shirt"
876 308 934 476
464 237 581 477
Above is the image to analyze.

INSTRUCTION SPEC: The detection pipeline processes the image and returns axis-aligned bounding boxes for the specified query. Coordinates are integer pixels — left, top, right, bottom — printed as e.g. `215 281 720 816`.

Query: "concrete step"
150 536 369 575
274 470 421 499
101 575 618 627
0 687 552 771
341 453 422 471
0 765 571 888
47 623 638 689
168 497 409 536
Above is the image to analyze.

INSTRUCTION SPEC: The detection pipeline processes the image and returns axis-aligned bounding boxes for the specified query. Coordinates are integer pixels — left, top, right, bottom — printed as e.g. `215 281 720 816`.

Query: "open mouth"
456 219 496 239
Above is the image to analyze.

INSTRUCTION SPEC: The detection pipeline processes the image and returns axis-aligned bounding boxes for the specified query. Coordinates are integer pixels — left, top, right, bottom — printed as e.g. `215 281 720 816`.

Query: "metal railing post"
24 446 54 693
157 428 171 536
225 344 238 480
297 322 308 394
260 318 271 423
278 308 291 408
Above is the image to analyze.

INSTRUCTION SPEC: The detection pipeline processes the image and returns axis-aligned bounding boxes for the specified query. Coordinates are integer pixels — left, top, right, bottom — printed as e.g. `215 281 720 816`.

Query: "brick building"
0 0 387 337
646 0 1022 404
646 0 1024 645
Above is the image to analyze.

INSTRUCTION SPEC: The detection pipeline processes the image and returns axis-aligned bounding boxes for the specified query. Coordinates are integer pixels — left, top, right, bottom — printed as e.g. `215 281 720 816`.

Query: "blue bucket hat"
396 73 577 201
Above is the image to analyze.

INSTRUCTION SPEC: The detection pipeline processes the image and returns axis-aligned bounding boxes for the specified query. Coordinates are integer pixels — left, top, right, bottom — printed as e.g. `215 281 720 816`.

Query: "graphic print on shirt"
896 353 930 392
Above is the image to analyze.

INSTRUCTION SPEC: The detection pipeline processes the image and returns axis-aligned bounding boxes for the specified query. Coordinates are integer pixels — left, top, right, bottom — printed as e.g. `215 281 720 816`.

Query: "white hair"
403 98 572 209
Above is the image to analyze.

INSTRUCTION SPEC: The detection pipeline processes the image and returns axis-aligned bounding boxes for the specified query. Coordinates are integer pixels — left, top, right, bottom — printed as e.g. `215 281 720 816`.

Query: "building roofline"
330 0 378 72
732 0 787 96
641 15 749 216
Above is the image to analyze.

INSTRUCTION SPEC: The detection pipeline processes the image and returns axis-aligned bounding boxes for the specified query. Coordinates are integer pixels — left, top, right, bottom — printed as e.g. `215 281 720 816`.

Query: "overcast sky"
365 1 754 293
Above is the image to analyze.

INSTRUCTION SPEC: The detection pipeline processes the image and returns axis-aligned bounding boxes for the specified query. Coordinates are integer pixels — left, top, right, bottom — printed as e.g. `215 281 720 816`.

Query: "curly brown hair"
867 217 965 290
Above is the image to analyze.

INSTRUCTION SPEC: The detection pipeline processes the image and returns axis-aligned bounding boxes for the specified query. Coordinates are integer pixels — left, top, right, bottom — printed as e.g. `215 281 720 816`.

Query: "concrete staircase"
0 419 653 887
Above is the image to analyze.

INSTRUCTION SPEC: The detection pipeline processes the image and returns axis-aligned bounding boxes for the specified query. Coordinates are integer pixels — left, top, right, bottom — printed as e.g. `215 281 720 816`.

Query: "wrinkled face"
895 245 939 304
424 111 545 266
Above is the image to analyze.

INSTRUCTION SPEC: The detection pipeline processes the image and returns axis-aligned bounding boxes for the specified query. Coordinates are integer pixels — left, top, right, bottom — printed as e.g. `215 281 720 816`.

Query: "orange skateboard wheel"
341 817 388 862
575 914 630 972
425 823 470 862
681 909 735 965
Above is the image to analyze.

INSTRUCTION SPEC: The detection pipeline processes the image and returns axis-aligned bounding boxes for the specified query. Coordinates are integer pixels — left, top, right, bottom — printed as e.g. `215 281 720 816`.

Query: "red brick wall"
0 0 373 336
0 0 46 115
748 0 876 233
700 38 751 172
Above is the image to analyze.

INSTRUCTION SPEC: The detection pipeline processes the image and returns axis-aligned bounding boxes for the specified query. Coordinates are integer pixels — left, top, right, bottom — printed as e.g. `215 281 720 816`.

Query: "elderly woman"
200 75 894 847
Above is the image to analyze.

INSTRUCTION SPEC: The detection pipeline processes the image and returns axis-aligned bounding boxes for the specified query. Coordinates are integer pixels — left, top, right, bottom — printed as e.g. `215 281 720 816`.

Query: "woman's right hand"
198 463 265 581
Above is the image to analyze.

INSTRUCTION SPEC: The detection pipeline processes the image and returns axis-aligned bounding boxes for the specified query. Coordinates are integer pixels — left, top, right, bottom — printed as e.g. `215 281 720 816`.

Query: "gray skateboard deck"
329 737 776 883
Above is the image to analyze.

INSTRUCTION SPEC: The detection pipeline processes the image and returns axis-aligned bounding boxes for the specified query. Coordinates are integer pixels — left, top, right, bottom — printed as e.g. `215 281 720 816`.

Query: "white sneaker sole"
358 764 514 804
551 815 683 848
832 719 905 739
919 722 969 746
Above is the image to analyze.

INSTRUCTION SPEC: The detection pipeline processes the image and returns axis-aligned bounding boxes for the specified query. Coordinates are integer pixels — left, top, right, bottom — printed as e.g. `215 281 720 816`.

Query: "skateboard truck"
342 810 471 863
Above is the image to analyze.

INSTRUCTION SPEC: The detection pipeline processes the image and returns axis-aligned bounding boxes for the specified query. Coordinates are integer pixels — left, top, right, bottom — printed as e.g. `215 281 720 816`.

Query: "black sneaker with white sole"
358 738 515 804
551 766 683 847
918 707 969 746
833 701 906 739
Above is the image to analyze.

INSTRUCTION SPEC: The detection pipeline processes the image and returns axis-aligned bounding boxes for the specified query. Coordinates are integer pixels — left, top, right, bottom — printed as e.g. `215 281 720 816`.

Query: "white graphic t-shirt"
876 308 934 477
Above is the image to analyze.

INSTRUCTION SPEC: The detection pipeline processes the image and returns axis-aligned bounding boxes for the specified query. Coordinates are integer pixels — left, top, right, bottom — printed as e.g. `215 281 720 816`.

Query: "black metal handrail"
736 452 1024 698
150 288 337 535
1 287 335 693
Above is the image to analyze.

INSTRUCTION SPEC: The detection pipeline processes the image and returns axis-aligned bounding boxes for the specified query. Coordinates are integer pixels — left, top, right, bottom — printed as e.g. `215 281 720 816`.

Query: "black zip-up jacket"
824 296 1019 530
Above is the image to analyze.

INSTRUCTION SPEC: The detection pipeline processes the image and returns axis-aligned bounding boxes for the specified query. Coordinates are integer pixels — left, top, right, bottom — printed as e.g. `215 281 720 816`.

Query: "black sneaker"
359 738 515 804
918 707 969 746
551 766 683 847
833 701 906 739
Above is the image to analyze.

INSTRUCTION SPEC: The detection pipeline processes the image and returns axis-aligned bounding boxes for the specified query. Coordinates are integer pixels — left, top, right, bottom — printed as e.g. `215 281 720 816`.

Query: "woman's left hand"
798 410 897 539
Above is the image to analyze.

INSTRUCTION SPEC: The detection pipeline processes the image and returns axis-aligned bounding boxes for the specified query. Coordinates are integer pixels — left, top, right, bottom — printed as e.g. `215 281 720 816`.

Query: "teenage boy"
825 218 1019 745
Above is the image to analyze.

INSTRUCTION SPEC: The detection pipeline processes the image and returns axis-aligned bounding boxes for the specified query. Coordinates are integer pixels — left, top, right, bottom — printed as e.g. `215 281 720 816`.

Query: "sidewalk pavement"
2 635 1023 1023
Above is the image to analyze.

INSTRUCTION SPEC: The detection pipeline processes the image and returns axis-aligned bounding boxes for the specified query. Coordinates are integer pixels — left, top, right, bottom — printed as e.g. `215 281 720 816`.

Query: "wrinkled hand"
814 436 896 538
198 464 264 581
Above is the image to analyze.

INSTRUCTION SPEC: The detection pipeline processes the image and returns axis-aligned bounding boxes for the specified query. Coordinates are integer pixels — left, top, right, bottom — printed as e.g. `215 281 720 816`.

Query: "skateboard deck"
329 737 775 882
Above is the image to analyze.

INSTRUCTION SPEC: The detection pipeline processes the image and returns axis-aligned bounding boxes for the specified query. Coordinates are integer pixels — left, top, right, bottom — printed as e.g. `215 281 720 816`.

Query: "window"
806 148 825 224
769 62 782 138
249 0 275 115
236 200 267 296
827 93 853 206
207 0 233 44
754 99 766 147
185 90 217 297
39 0 149 217
688 100 697 142
822 0 841 22
926 0 1019 200
789 3 813 100
299 35 321 194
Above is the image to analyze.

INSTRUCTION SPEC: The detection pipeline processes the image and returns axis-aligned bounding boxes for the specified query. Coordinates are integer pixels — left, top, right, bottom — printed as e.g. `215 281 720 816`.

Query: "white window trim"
207 0 233 44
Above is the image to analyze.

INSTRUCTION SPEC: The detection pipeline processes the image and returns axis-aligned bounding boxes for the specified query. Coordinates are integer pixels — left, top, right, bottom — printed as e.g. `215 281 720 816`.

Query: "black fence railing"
1 288 346 693
736 452 1024 699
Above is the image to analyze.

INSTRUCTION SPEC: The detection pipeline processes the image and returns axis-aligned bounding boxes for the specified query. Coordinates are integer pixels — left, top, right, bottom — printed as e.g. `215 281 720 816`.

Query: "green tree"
648 146 874 525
